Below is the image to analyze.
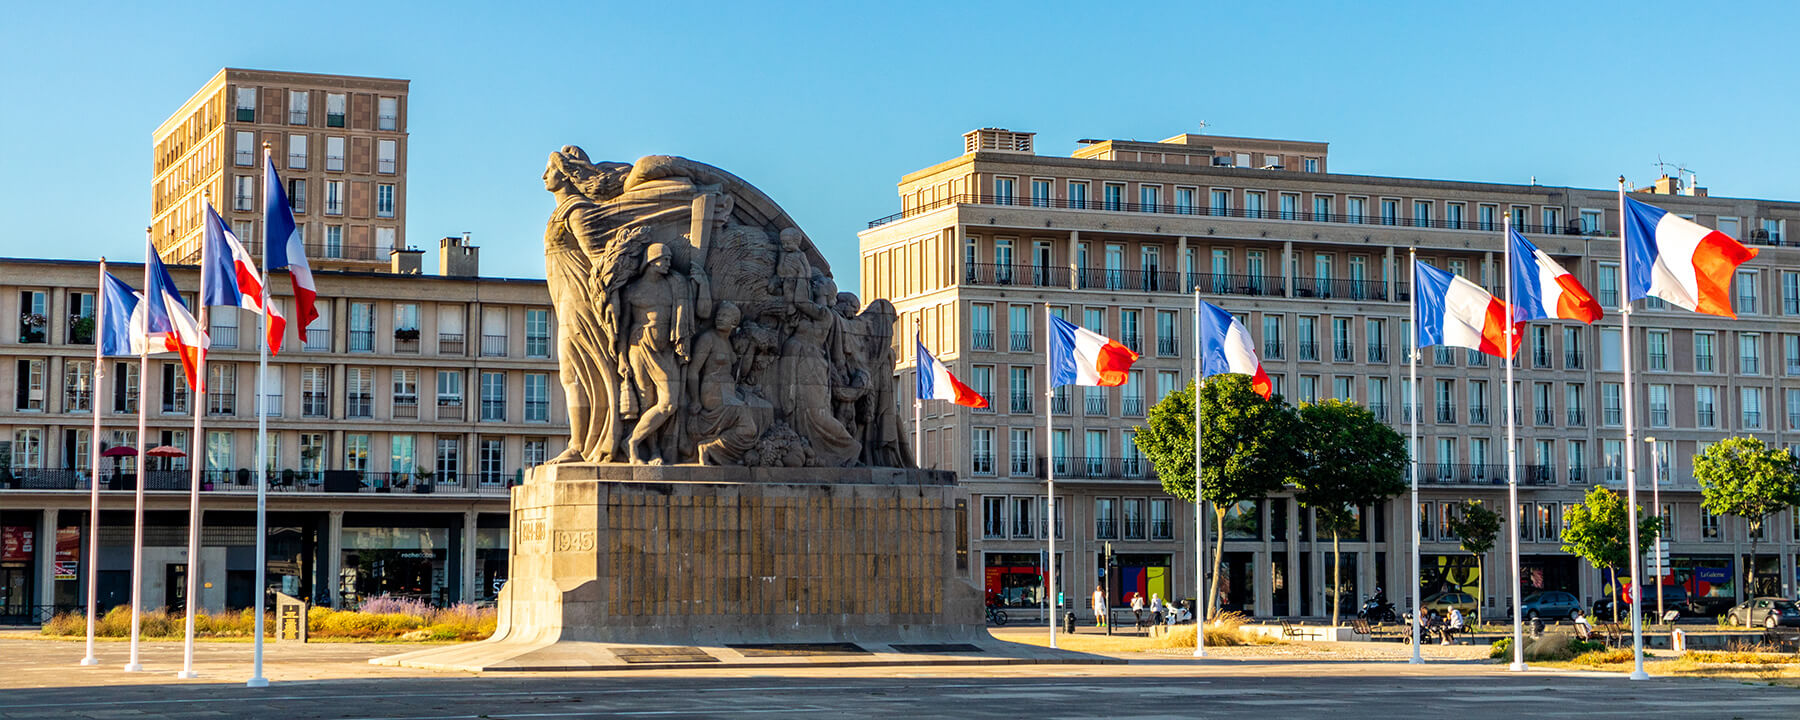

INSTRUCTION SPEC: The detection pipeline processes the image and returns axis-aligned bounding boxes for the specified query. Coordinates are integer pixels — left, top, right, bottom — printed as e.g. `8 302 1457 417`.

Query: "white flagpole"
1408 248 1423 664
125 230 151 674
1503 214 1526 672
249 144 273 689
1192 287 1206 657
1045 307 1057 649
913 318 923 470
81 258 108 667
1618 177 1649 680
179 196 212 680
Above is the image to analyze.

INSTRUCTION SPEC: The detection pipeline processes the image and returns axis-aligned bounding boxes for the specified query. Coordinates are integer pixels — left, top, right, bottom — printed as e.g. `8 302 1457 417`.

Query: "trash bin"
275 591 308 643
1671 629 1686 653
1063 611 1077 634
1530 618 1545 637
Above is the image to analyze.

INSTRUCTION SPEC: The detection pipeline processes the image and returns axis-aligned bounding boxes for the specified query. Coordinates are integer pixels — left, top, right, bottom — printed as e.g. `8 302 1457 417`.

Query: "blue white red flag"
1414 260 1521 359
1623 196 1758 318
1508 227 1603 324
98 272 144 358
201 203 286 353
915 337 987 408
1048 315 1139 387
264 156 319 332
1197 301 1272 399
144 247 209 389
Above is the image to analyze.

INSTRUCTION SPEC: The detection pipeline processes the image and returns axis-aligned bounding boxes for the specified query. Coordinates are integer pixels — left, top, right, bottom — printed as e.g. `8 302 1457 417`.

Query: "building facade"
0 244 554 621
152 68 410 271
860 128 1800 621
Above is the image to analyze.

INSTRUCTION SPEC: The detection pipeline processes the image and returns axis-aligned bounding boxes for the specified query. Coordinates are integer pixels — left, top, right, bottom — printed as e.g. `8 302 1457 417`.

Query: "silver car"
1727 597 1800 629
1519 591 1582 620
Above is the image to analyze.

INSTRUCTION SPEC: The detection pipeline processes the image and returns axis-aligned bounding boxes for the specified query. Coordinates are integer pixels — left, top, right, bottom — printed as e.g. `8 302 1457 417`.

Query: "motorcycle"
1358 596 1397 623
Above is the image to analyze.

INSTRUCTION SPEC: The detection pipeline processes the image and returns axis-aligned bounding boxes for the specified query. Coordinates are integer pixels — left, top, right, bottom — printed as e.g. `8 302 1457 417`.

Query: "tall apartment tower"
151 68 410 272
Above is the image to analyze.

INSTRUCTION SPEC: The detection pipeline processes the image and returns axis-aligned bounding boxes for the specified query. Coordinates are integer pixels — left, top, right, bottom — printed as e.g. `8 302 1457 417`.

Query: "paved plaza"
0 637 1791 719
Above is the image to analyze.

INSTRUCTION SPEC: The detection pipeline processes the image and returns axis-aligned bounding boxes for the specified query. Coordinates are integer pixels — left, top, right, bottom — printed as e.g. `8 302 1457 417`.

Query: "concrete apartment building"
152 68 409 270
860 128 1800 621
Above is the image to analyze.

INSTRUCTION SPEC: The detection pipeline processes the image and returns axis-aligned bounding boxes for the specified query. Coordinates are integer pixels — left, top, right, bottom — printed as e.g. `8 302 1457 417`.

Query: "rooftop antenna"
1196 121 1209 133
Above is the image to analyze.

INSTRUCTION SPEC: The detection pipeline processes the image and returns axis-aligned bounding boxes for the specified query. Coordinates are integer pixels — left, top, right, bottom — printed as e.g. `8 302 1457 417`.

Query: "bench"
1596 623 1625 647
1280 619 1305 639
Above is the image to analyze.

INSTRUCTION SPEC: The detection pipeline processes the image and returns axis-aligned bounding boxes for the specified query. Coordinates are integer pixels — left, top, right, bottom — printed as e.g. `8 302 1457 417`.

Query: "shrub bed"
39 595 495 642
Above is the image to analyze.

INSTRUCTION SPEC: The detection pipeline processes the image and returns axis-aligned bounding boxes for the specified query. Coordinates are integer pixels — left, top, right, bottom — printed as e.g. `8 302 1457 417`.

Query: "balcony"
0 468 521 496
1697 409 1716 428
870 193 1607 238
1084 394 1108 416
1536 409 1555 426
437 399 465 421
210 325 238 349
1436 404 1457 423
1422 463 1515 486
1009 455 1033 475
346 393 373 419
1051 391 1070 415
1262 339 1284 360
1603 408 1622 425
1433 348 1455 365
1789 412 1800 430
1123 335 1142 355
394 334 420 354
1122 519 1146 540
1568 467 1587 484
1369 403 1389 422
1567 409 1586 426
302 391 328 418
1096 518 1118 540
1122 396 1145 416
1187 273 1288 298
971 453 994 475
1011 518 1034 539
1333 342 1354 362
1468 407 1489 424
393 400 419 419
1009 392 1032 414
1150 519 1173 540
1295 277 1393 302
304 328 330 352
1650 408 1670 427
1367 344 1388 363
1565 351 1584 369
963 263 1068 289
1743 358 1762 375
971 330 994 351
1533 350 1553 368
438 333 465 355
1466 350 1488 367
349 330 374 353
1743 411 1764 429
481 335 508 357
260 393 283 418
1009 331 1032 352
1298 341 1318 361
1648 352 1668 371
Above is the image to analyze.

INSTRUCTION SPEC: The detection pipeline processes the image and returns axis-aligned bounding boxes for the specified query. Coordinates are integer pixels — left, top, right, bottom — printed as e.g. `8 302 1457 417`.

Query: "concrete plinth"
378 464 1091 671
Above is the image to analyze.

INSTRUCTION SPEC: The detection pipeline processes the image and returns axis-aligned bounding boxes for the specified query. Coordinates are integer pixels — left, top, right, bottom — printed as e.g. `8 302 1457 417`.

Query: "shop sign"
1 527 33 562
54 561 78 580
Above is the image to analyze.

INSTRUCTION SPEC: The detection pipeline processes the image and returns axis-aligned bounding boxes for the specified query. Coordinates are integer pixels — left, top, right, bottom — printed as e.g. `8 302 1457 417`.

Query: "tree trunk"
1208 504 1227 619
1331 529 1342 627
1474 554 1484 626
1748 522 1760 629
1609 565 1618 624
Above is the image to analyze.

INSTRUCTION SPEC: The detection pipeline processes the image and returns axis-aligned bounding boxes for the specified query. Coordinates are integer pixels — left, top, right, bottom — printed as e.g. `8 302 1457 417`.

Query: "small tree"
1561 486 1662 623
1444 499 1502 625
1694 437 1800 624
1293 399 1407 626
1135 374 1302 618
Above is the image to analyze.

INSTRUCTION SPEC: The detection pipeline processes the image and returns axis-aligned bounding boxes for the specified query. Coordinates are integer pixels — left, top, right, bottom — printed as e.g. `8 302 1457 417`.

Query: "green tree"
1560 486 1662 623
1694 436 1800 623
1292 399 1407 626
1444 499 1502 625
1135 374 1302 617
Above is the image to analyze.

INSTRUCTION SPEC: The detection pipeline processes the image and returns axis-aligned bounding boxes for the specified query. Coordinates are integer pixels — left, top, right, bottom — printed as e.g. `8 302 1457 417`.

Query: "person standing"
1093 585 1109 628
1130 592 1146 627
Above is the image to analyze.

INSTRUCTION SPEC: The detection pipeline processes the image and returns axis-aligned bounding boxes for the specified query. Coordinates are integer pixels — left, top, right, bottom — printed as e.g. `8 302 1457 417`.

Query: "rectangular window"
287 178 307 213
206 363 236 416
1380 199 1399 225
1262 315 1282 359
1347 196 1367 223
302 366 329 418
1741 333 1762 375
1279 192 1299 220
1648 384 1670 427
1068 181 1088 209
1009 366 1033 414
1580 209 1603 234
1103 183 1123 211
390 434 416 478
1209 188 1231 217
348 301 374 351
235 130 255 166
1542 207 1562 233
1695 331 1715 372
391 367 418 418
971 427 994 476
525 308 550 358
1140 184 1161 211
1647 330 1669 371
112 361 139 413
288 90 309 124
344 434 369 472
1566 383 1585 426
235 86 256 121
1785 335 1800 375
1174 186 1196 214
525 373 549 422
1783 271 1800 315
1297 316 1317 361
1009 428 1032 475
325 180 344 215
326 92 346 127
376 184 395 217
1478 204 1497 231
377 139 397 174
481 371 507 422
478 437 505 485
1742 387 1765 429
1696 385 1717 428
970 304 993 350
326 136 345 171
1095 497 1118 539
378 97 398 131
1596 263 1620 308
1412 200 1433 228
523 439 548 469
1737 269 1760 315
1244 191 1265 218
206 430 233 473
1303 157 1319 172
346 367 373 418
160 362 188 414
1599 327 1622 371
286 134 306 169
1602 383 1622 426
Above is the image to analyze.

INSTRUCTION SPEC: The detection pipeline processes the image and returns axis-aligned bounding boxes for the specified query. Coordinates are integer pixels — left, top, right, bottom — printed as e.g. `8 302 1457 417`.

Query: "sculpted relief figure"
541 146 911 469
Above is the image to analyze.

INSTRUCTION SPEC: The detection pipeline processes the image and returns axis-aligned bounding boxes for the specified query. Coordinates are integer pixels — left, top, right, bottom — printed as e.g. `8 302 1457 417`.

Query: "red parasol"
145 445 187 458
101 446 138 457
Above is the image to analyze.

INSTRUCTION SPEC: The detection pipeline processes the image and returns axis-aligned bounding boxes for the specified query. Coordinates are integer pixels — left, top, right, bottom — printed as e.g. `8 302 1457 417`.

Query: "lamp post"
1645 436 1664 624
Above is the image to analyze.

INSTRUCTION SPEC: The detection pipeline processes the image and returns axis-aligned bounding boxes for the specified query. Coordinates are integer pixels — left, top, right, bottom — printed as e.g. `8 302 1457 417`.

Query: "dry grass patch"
38 596 495 642
1150 612 1282 649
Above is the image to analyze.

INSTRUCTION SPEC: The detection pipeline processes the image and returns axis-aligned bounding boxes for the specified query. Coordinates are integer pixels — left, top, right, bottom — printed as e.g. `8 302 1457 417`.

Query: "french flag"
1623 196 1758 318
1414 260 1521 359
916 338 987 408
143 248 210 389
1507 227 1603 324
264 155 319 332
1197 301 1272 399
98 272 146 358
201 203 287 353
1049 315 1139 387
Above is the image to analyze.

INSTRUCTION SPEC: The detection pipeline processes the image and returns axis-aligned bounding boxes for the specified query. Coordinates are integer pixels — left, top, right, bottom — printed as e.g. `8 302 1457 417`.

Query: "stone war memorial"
380 148 1053 671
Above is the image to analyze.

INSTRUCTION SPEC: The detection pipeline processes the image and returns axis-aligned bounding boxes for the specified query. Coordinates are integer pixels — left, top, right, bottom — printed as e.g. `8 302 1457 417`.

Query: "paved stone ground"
0 637 1791 719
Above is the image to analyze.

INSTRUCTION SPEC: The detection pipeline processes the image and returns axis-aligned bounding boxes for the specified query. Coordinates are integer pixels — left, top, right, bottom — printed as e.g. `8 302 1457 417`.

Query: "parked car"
1592 584 1690 619
1420 591 1478 614
1518 591 1582 620
1726 597 1800 629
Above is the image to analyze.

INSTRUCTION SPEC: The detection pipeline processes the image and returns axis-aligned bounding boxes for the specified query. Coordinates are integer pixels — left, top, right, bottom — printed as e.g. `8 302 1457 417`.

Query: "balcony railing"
971 330 994 351
1468 407 1489 424
1051 392 1070 415
1262 339 1284 360
1565 350 1584 369
963 263 1069 289
1650 408 1670 427
1034 456 1152 481
1568 467 1587 484
1536 409 1555 426
302 391 329 418
971 453 994 475
1744 411 1764 429
1187 272 1289 298
393 400 419 419
349 330 374 352
1009 392 1031 414
1157 336 1179 356
870 193 1607 237
0 468 520 496
1151 519 1174 540
480 335 507 357
346 393 373 418
437 400 465 421
1295 277 1394 302
1697 409 1716 428
1567 409 1586 426
438 333 465 355
1298 341 1318 361
1603 407 1622 425
1009 331 1032 352
210 325 238 349
1096 518 1118 540
1368 403 1389 422
1333 342 1354 362
1009 455 1033 475
1122 396 1145 416
304 328 330 352
1084 394 1108 415
1367 344 1388 363
481 399 506 422
1436 404 1457 423
1533 350 1553 368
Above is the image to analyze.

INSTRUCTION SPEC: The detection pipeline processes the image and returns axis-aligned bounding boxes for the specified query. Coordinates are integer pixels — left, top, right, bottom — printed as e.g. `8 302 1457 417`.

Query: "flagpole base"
1508 661 1527 672
123 662 143 672
79 657 98 666
1629 667 1650 681
176 670 198 679
246 676 269 688
1192 648 1207 658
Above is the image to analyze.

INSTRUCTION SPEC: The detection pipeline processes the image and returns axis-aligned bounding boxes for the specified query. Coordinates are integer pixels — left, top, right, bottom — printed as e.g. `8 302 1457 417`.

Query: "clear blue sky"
4 1 1796 292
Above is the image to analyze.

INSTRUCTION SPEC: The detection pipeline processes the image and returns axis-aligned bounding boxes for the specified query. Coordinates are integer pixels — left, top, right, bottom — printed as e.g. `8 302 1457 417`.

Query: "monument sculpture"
379 148 1016 672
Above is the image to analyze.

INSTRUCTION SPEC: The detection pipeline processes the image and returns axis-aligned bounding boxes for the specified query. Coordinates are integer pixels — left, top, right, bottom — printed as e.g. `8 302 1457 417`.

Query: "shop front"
1519 554 1581 595
475 515 509 603
0 523 34 622
339 523 451 607
1670 555 1735 616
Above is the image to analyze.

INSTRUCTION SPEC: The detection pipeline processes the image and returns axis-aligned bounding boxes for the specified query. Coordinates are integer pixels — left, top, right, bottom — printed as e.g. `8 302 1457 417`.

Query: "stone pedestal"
377 465 1084 671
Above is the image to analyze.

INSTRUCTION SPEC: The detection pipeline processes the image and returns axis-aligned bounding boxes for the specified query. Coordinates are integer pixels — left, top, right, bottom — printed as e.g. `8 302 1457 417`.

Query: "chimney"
440 232 480 277
390 246 424 274
962 128 1035 155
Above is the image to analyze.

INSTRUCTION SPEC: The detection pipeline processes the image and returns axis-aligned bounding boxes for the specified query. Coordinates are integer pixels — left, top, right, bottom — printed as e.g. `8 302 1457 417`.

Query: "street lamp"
1645 436 1665 624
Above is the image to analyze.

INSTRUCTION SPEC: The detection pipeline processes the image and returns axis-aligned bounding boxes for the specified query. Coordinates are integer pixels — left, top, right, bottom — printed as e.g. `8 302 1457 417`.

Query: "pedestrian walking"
1130 592 1146 627
1093 585 1108 628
